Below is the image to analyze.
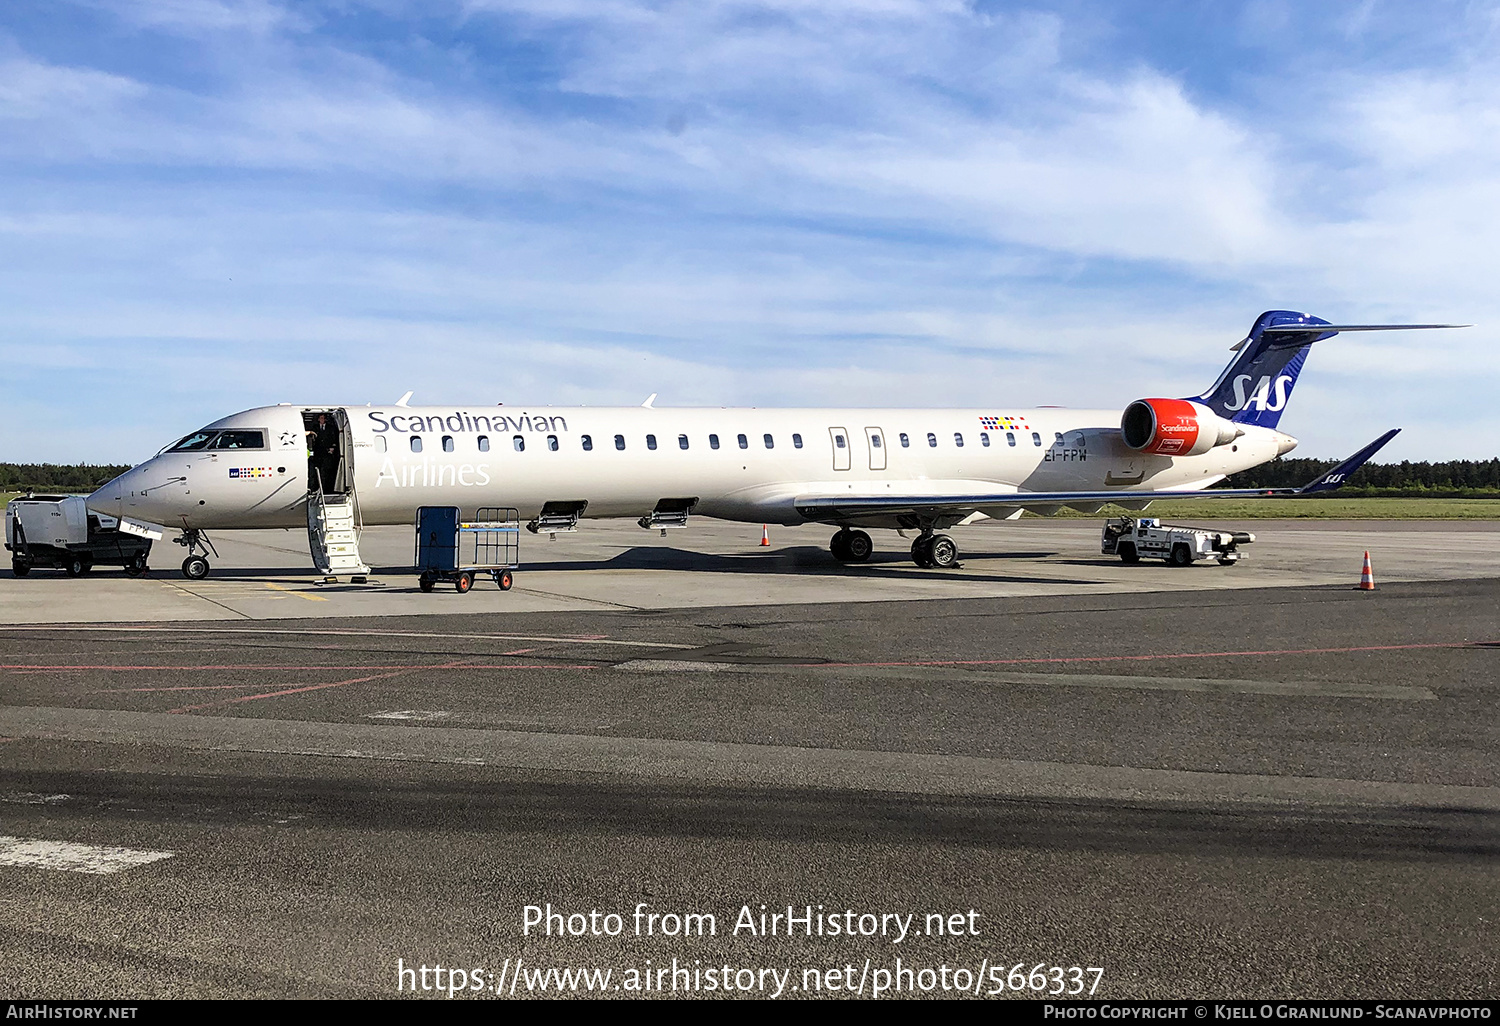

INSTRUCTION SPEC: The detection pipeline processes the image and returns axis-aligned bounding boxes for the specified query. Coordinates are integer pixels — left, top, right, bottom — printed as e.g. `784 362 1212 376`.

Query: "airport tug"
1101 517 1255 567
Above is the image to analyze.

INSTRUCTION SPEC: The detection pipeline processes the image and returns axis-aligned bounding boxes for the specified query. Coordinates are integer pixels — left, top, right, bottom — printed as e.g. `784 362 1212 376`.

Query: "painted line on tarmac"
0 625 693 649
805 639 1493 670
613 660 1433 700
165 662 474 714
3 663 602 671
4 705 1497 811
0 835 174 875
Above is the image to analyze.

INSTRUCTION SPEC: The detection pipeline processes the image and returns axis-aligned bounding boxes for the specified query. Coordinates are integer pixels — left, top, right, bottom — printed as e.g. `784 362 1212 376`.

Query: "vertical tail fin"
1191 312 1467 430
1192 310 1333 430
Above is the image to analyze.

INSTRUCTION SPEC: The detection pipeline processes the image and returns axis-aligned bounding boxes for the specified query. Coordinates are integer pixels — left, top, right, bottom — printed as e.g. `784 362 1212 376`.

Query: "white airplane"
83 311 1458 580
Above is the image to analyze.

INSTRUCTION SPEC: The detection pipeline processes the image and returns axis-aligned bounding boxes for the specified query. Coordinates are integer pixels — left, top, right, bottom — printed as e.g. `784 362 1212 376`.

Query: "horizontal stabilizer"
1295 428 1400 494
1261 324 1468 333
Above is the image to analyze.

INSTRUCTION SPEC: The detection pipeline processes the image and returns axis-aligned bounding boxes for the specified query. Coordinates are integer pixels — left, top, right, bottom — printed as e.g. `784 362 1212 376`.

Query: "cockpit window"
214 430 265 450
167 431 218 452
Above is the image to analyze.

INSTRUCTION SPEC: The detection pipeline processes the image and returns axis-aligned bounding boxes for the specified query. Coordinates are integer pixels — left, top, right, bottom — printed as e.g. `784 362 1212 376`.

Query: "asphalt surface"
1 578 1497 999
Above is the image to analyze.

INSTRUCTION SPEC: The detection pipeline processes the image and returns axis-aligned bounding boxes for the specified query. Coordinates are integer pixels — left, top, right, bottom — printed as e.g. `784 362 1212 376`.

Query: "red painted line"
167 670 418 715
0 663 598 671
806 640 1492 670
91 685 265 694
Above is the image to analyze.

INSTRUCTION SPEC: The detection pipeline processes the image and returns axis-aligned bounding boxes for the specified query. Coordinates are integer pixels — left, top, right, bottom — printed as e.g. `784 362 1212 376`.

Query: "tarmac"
0 517 1496 999
2 516 1497 622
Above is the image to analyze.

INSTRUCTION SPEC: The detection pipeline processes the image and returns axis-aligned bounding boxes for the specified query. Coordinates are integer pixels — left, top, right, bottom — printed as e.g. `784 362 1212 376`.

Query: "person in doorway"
307 413 341 493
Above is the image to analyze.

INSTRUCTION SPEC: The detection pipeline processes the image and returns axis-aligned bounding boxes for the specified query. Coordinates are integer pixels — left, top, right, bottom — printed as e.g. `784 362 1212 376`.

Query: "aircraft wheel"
11 559 31 578
829 531 850 561
928 534 960 569
65 556 87 577
418 576 435 593
1118 543 1139 564
455 571 473 594
910 537 934 568
499 570 514 591
1169 544 1192 567
127 551 150 575
843 530 873 563
182 555 210 580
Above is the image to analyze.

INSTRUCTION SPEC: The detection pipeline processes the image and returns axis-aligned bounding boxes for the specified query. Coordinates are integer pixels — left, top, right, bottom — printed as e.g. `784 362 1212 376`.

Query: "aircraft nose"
87 468 134 517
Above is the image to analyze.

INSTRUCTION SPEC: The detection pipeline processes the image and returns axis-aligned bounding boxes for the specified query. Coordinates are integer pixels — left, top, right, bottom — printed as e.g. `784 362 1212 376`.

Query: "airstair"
306 488 370 579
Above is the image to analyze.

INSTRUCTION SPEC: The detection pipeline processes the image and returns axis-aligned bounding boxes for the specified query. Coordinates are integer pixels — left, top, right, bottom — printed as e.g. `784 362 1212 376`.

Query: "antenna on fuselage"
395 391 413 407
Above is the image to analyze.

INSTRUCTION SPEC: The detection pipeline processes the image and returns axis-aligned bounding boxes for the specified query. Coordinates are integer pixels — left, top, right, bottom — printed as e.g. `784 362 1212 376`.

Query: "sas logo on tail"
1224 374 1294 413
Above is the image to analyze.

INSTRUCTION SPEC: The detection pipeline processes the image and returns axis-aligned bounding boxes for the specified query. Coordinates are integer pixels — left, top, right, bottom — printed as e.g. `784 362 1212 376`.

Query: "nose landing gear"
173 528 219 580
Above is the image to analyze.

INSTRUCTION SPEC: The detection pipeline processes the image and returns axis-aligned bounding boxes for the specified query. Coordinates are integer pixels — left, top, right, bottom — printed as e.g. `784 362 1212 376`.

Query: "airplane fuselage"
90 403 1292 532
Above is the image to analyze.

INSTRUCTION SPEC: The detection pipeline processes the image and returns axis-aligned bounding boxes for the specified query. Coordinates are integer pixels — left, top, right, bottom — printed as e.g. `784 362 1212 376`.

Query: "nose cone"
87 468 134 518
1273 431 1299 456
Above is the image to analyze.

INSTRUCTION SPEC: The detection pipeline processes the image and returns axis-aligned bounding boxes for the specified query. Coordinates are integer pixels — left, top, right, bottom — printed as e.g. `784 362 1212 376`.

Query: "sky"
2 0 1497 463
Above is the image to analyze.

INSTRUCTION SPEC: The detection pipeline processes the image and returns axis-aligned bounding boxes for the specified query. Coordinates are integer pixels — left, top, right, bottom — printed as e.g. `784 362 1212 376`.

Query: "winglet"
1296 428 1401 494
642 393 657 408
395 391 414 407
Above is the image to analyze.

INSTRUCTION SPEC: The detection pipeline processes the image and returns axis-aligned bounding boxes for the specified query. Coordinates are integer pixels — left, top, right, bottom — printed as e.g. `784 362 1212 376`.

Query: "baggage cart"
415 506 520 594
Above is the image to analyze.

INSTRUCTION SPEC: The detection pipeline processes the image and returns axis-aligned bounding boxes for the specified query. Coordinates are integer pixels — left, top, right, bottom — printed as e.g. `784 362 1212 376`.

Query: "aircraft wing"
794 429 1399 522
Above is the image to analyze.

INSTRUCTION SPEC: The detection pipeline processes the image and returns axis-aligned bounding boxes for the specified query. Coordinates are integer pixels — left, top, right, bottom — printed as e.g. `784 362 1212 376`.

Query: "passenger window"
1006 432 1016 446
547 435 559 451
763 433 774 449
678 434 689 450
442 435 454 452
899 433 909 448
1055 432 1064 443
215 430 265 449
513 435 525 452
927 432 937 447
980 432 990 447
615 434 626 450
410 436 423 453
375 435 387 453
709 434 720 450
1032 431 1042 446
581 434 592 451
793 433 803 448
646 434 657 450
478 435 490 452
738 434 748 449
954 432 964 447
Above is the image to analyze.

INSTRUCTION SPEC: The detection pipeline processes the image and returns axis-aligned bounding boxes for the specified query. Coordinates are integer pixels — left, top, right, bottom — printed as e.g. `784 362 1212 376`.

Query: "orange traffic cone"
1356 551 1376 591
760 525 770 547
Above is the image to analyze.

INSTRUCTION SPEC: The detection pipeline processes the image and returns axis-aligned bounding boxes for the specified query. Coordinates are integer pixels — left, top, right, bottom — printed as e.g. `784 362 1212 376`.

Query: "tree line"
1 464 132 492
1218 457 1500 496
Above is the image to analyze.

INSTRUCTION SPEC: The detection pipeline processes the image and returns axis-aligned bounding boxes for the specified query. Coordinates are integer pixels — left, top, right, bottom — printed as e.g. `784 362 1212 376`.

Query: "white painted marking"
367 710 452 721
0 836 174 874
2 625 693 649
0 792 70 805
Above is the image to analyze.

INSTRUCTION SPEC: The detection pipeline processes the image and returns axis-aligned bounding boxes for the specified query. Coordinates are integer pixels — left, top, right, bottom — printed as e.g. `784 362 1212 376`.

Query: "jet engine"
1120 398 1242 457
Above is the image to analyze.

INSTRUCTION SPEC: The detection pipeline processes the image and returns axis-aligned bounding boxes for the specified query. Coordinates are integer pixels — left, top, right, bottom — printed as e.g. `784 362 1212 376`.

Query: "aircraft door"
829 427 851 471
303 408 353 495
865 427 886 471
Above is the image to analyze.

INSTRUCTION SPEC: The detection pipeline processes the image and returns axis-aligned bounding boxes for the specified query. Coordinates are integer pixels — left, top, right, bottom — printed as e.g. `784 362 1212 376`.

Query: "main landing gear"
830 529 873 563
173 528 219 580
830 527 962 569
910 532 960 569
